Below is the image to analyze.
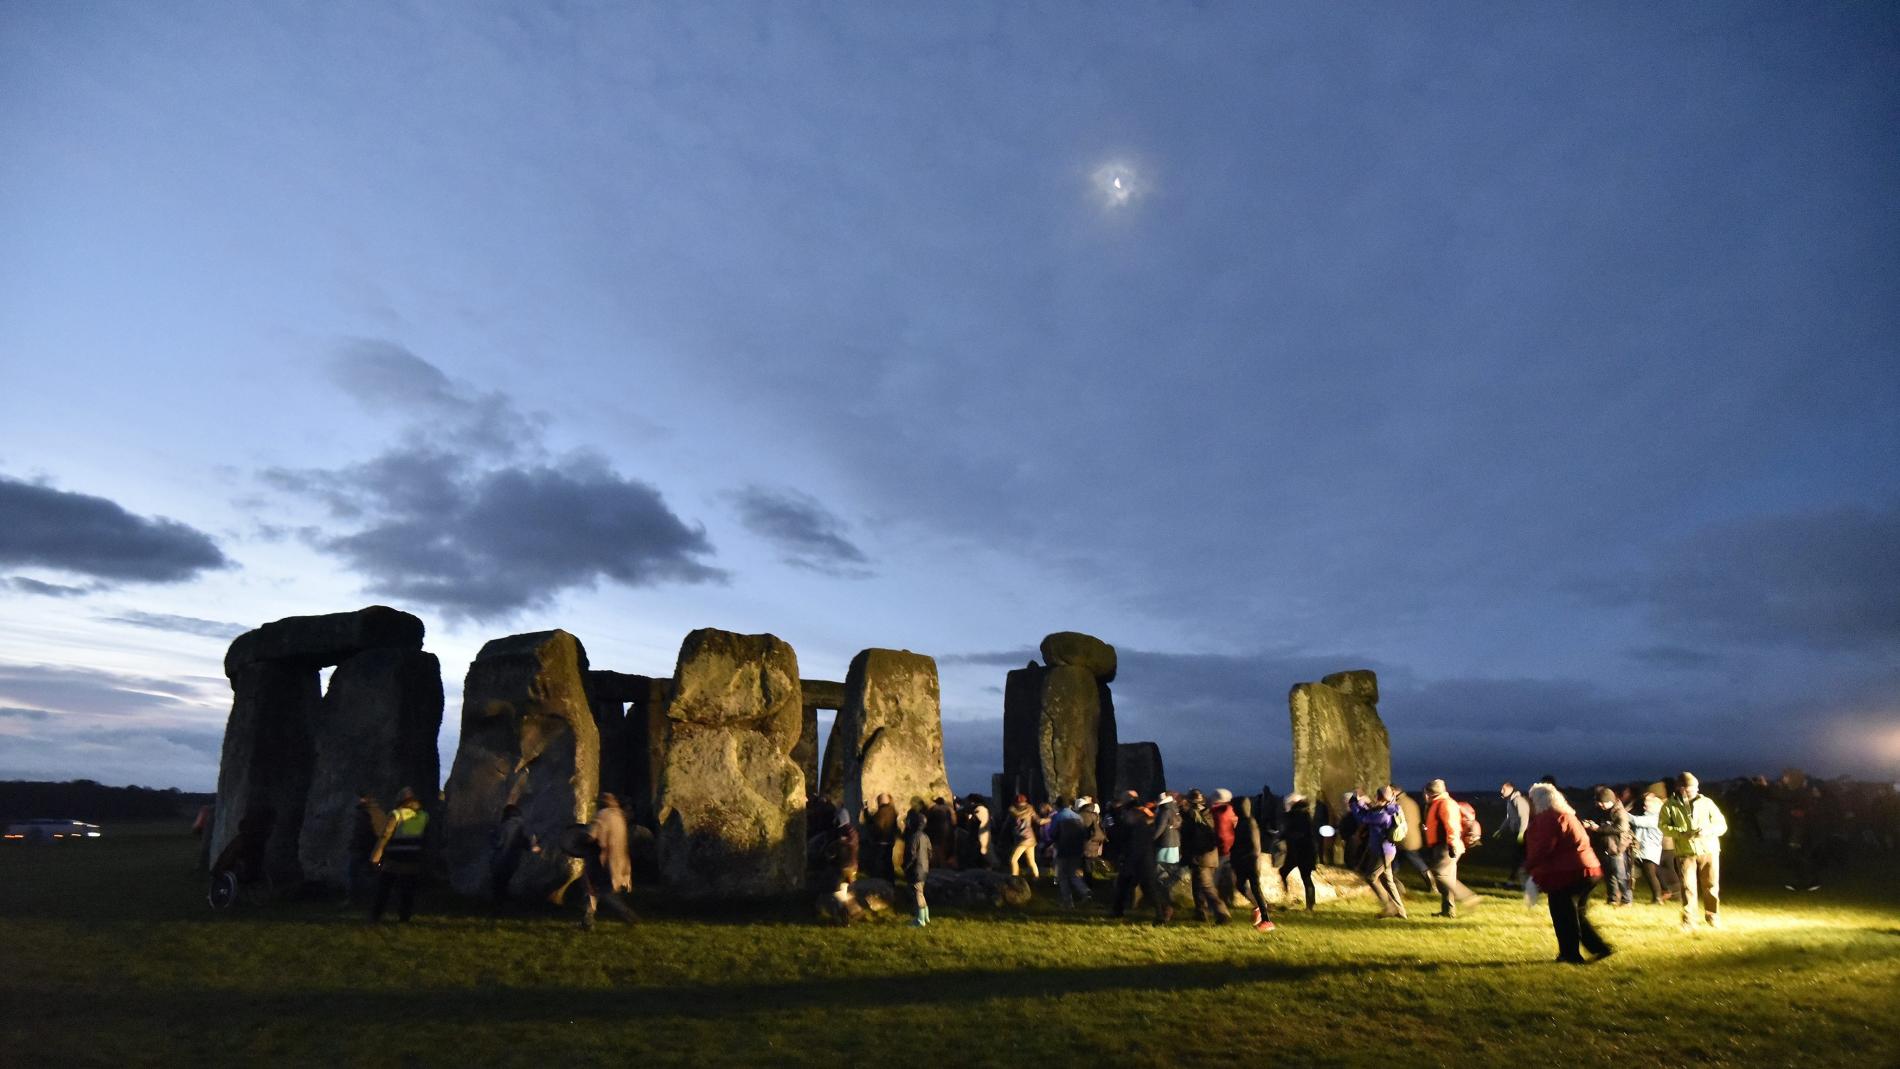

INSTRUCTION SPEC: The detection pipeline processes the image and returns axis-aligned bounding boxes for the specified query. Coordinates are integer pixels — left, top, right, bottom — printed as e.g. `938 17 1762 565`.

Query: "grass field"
4 826 1896 1068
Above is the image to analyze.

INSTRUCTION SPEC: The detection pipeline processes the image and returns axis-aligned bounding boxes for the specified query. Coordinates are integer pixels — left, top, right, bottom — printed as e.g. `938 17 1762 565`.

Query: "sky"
2 2 1896 796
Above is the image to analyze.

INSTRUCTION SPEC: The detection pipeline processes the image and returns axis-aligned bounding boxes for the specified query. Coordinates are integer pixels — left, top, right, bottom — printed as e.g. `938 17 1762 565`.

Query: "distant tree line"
0 780 212 823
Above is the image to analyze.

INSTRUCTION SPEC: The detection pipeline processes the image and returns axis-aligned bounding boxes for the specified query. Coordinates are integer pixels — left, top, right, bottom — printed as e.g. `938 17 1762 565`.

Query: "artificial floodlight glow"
1319 824 1336 838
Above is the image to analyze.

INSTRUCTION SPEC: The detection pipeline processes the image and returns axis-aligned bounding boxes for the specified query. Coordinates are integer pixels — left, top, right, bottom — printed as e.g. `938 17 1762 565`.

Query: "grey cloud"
283 450 723 620
102 611 250 642
0 475 230 582
5 576 94 597
1625 645 1726 671
328 338 546 457
728 486 872 577
939 650 1039 667
266 348 725 620
0 662 216 718
0 706 53 721
1647 503 1900 652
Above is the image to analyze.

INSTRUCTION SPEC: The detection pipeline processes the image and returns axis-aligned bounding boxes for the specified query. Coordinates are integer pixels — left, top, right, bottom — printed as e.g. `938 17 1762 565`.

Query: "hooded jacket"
1230 797 1263 862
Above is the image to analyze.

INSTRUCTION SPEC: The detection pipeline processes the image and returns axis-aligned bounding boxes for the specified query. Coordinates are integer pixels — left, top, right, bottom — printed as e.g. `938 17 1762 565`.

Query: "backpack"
1182 807 1217 854
1387 808 1408 844
1457 800 1482 848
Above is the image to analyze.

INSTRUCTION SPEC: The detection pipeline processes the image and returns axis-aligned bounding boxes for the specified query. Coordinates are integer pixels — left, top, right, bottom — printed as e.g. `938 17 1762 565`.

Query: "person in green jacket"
1659 771 1728 931
370 787 430 922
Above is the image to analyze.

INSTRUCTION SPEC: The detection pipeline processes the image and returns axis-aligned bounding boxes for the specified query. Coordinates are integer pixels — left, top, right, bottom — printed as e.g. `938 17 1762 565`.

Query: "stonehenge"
1289 669 1393 815
208 605 1402 911
212 606 441 888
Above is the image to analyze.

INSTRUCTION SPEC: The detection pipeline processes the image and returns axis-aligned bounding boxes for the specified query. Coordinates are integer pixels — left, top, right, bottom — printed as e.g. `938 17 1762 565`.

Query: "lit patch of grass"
2 825 1896 1066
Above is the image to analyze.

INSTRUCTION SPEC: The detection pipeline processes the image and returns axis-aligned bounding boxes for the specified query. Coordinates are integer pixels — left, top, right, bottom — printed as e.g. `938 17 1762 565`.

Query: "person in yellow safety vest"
370 787 430 922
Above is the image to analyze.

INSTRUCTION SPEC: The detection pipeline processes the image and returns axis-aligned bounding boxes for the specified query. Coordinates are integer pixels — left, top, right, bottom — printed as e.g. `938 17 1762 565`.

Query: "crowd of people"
219 767 1896 964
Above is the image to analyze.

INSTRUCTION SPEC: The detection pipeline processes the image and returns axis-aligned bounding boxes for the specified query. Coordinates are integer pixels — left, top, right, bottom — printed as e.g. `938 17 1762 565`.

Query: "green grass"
4 827 1896 1067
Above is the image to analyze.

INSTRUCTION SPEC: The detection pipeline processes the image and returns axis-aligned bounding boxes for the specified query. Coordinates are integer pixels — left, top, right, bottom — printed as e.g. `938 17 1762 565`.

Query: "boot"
911 907 930 927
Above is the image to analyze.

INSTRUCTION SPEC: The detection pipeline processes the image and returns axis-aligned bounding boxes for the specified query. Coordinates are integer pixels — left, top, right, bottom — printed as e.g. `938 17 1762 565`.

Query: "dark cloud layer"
265 345 724 619
728 486 871 576
102 610 249 642
0 662 209 717
0 475 229 582
5 576 93 597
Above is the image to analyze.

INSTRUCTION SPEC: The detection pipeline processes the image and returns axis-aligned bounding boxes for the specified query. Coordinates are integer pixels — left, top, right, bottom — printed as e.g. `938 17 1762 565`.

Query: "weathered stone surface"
443 630 598 899
298 648 443 887
224 605 423 677
801 679 845 711
794 705 821 799
1289 675 1392 819
1115 741 1166 800
655 628 806 898
1038 665 1102 802
1001 664 1047 801
1095 681 1118 803
584 670 669 820
1320 669 1380 706
1002 662 1102 804
1218 860 1370 908
799 678 842 801
829 649 951 816
211 661 319 884
1039 631 1117 683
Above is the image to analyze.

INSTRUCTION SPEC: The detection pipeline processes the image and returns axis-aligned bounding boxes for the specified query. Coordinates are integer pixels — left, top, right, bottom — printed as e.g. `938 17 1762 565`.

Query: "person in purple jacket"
1347 788 1408 919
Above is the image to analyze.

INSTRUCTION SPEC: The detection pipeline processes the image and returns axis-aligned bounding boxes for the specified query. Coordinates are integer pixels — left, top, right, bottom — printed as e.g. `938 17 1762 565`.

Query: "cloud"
264 348 725 619
727 486 871 576
1625 645 1725 671
0 662 219 718
101 611 250 642
5 576 94 597
0 706 53 721
0 475 230 583
1647 503 1900 651
327 338 546 457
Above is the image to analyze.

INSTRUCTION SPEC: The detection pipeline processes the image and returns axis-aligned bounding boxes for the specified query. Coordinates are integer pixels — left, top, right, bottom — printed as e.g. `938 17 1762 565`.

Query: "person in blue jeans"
1582 786 1633 906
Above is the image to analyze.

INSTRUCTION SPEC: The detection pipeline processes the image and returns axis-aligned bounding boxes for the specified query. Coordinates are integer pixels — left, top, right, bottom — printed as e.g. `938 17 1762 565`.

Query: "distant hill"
0 780 213 823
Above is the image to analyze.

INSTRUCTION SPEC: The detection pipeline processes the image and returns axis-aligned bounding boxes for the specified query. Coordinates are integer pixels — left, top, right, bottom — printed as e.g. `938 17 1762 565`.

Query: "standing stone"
443 630 598 900
224 605 424 676
298 648 443 887
830 649 951 816
801 678 844 802
1320 669 1380 705
1001 663 1048 801
1116 741 1167 800
1289 671 1392 818
655 628 805 898
1095 681 1119 804
1038 665 1102 801
212 661 320 885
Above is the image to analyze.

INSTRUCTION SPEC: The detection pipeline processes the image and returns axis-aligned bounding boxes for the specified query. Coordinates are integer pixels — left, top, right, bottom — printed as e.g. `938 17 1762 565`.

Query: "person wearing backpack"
1345 788 1407 918
1423 780 1481 918
1181 789 1230 923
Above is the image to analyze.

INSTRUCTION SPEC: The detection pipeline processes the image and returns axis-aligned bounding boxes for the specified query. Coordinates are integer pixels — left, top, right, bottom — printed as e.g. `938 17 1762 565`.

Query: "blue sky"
2 2 1896 794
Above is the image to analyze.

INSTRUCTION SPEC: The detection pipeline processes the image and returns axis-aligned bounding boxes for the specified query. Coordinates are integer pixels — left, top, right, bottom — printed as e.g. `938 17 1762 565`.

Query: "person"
1153 790 1183 890
1181 789 1230 923
1278 794 1320 911
1112 794 1171 925
579 792 635 928
1006 794 1040 878
826 806 860 885
1035 801 1058 878
1626 791 1670 904
1494 781 1533 888
1525 782 1611 964
903 805 931 927
1660 771 1728 931
348 791 387 905
1421 779 1479 917
925 796 958 869
1051 797 1090 907
1391 785 1432 896
488 802 538 903
1078 796 1108 880
1312 796 1337 866
967 793 992 868
864 792 899 881
1231 795 1274 931
370 788 429 923
1582 786 1633 906
1346 788 1407 918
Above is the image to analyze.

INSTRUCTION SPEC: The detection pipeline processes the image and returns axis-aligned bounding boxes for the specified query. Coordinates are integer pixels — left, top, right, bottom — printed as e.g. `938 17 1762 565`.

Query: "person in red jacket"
1421 780 1480 918
1525 783 1613 964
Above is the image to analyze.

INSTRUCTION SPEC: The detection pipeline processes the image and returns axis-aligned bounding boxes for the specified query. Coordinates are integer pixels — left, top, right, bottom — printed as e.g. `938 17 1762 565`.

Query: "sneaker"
1255 920 1276 932
1680 921 1697 933
1706 914 1722 929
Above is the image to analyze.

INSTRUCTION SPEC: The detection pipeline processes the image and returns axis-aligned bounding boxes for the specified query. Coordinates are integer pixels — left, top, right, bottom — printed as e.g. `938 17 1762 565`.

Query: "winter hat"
1212 789 1233 805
